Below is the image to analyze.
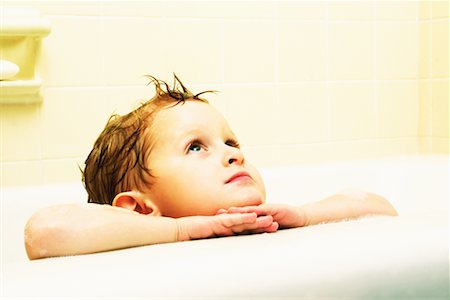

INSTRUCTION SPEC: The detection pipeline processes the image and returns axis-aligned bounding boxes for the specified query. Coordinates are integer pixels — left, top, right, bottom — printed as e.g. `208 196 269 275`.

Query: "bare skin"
25 192 396 260
24 101 397 260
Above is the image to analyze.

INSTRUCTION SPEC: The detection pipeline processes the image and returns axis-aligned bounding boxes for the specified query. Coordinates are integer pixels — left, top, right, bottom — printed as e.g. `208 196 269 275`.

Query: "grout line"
100 2 106 88
373 0 380 141
274 12 280 163
218 19 225 84
37 87 44 186
242 136 430 148
46 13 431 23
325 1 331 146
428 1 433 152
274 15 280 87
2 156 85 164
274 5 281 163
415 0 421 145
42 78 427 91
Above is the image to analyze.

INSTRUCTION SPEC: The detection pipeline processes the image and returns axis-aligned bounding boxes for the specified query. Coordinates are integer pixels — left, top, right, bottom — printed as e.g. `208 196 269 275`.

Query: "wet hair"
82 74 214 205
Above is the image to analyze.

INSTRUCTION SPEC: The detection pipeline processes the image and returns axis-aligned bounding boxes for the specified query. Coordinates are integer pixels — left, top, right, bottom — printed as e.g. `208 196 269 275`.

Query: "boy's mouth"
226 171 253 184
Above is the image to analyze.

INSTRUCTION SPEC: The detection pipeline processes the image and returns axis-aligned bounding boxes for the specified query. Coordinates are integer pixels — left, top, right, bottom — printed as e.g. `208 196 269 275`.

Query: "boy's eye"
188 142 203 152
226 139 240 148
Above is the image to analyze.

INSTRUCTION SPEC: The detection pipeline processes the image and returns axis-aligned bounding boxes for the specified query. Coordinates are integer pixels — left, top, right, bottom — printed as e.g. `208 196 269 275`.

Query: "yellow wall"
1 1 449 186
418 0 449 153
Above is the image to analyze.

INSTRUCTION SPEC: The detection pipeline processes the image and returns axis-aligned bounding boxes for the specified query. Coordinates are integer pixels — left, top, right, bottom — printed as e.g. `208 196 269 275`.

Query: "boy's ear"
112 191 161 216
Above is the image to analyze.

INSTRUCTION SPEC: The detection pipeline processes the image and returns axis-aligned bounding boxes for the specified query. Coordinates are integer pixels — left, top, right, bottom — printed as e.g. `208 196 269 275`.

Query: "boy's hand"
176 212 279 241
217 204 307 229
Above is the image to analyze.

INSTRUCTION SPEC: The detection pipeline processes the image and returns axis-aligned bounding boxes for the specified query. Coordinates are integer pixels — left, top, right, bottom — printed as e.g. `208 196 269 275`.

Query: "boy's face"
144 101 266 218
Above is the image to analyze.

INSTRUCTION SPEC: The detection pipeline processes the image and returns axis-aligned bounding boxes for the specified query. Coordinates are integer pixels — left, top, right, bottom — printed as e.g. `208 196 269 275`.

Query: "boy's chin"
235 194 264 207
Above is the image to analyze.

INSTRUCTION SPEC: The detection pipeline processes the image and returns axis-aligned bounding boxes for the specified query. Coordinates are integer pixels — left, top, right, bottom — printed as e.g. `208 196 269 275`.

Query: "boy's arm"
222 192 398 228
25 203 278 260
298 192 398 226
25 204 177 259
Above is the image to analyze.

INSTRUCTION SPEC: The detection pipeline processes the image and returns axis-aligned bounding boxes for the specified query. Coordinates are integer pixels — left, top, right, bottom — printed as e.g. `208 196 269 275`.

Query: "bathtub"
2 155 448 299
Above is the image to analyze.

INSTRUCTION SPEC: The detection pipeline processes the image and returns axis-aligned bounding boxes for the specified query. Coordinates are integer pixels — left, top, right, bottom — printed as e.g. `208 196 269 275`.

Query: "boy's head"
82 75 266 217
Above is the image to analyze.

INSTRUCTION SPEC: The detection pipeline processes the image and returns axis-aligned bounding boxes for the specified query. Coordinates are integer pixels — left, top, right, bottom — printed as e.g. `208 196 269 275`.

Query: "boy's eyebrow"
175 128 205 142
178 127 236 143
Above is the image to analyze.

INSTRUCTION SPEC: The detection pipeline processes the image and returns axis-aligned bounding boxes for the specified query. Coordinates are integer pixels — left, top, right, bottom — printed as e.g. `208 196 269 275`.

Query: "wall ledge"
0 79 42 104
0 9 50 37
0 9 50 104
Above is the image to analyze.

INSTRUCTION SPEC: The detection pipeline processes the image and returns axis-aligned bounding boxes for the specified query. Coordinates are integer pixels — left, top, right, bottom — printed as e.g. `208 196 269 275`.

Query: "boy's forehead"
152 101 233 138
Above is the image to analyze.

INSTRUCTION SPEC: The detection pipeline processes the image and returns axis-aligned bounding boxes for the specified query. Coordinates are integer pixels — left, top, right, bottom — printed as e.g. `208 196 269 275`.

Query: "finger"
219 212 257 227
240 204 283 219
216 208 227 215
228 206 266 215
266 221 279 232
254 215 274 227
228 215 274 233
225 207 246 213
239 222 279 235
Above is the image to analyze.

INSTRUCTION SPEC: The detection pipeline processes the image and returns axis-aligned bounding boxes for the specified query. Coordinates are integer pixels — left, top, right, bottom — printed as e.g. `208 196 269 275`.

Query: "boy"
24 75 397 260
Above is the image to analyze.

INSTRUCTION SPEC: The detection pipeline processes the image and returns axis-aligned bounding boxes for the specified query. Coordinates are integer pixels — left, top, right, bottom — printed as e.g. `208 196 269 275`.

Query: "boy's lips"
226 171 253 184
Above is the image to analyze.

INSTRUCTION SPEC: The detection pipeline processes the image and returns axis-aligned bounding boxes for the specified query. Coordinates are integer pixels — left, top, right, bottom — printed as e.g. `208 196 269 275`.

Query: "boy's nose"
224 147 245 166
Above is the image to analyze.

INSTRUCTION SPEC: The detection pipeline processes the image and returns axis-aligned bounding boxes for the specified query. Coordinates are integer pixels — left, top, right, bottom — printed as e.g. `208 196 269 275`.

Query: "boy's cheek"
248 165 266 201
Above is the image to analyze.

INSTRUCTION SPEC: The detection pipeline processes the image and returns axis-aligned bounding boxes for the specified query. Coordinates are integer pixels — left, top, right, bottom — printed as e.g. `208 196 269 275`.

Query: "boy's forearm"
25 204 178 260
299 192 398 226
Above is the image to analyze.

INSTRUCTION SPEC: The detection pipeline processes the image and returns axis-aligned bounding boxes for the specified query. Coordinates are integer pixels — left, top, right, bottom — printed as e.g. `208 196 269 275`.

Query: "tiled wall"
1 1 449 187
418 0 449 153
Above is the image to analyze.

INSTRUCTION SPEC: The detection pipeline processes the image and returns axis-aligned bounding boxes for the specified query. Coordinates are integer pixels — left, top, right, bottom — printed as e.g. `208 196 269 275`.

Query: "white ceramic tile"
1 1 103 16
276 82 328 143
328 1 375 21
432 0 449 19
419 22 431 79
0 104 41 162
36 16 105 87
329 82 377 140
376 1 418 20
431 137 449 153
101 18 169 86
431 19 449 78
329 22 374 80
40 87 111 159
278 22 327 81
209 84 278 147
377 81 419 138
42 158 84 185
243 143 331 167
276 1 327 20
1 161 43 186
163 20 222 84
40 84 161 161
196 1 277 19
418 80 432 137
419 0 431 20
100 1 171 18
431 79 449 138
222 21 277 83
376 22 419 79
